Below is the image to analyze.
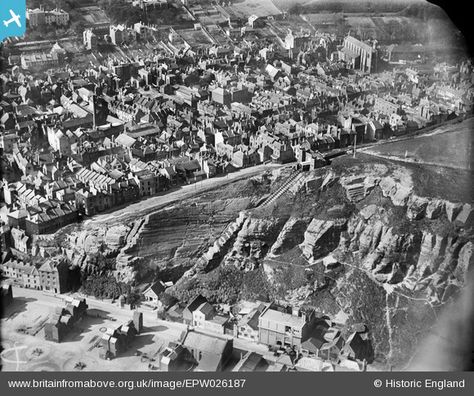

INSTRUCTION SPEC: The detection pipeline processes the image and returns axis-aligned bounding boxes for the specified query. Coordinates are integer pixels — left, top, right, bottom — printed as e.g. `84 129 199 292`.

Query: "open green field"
366 118 474 171
78 6 111 26
226 0 282 18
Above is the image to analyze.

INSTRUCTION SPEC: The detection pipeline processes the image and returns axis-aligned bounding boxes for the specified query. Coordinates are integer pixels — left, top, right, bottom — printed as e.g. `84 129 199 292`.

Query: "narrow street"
83 162 283 227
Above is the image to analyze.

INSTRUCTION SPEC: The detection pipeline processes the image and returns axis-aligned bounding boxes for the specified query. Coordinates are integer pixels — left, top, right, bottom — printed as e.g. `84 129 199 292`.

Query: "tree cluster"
81 274 141 305
273 265 309 298
169 265 275 305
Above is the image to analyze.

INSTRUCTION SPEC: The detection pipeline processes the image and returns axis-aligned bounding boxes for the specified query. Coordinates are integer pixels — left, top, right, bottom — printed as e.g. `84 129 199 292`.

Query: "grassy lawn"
367 118 474 171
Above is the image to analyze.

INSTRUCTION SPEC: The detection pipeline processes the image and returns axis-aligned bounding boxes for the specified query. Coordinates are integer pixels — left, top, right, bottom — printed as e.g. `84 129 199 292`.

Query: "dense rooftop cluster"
0 0 473 373
0 0 472 267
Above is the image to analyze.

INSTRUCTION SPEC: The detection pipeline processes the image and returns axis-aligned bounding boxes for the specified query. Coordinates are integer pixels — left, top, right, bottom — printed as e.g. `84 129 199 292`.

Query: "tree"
169 265 244 305
87 252 114 274
160 292 178 309
81 274 122 299
126 289 142 307
241 268 274 302
273 265 308 298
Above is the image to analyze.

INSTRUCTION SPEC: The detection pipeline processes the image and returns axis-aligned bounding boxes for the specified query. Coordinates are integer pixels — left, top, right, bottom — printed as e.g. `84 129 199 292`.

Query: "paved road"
83 163 283 227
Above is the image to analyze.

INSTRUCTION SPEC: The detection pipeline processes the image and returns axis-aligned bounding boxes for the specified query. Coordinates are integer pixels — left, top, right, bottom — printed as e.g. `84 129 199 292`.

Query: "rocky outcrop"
225 216 284 270
66 224 132 256
406 195 429 220
339 205 473 296
204 211 248 261
454 242 474 282
445 202 463 222
373 262 404 284
321 171 338 191
357 220 385 258
300 219 344 262
305 176 323 192
455 203 473 225
412 232 447 279
105 225 131 250
176 211 249 281
436 238 465 276
269 217 312 256
379 176 412 206
361 227 408 274
406 197 471 224
69 230 106 255
339 170 467 227
360 204 379 221
340 175 379 202
425 199 445 220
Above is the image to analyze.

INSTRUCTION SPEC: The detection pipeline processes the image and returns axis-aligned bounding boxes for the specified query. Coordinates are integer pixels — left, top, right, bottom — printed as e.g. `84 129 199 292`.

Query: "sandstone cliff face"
41 160 471 370
340 171 472 227
335 208 472 298
188 166 474 303
330 164 473 290
454 242 474 282
299 219 345 263
425 199 445 219
269 217 312 256
379 176 412 206
66 224 131 254
224 216 285 271
156 164 473 371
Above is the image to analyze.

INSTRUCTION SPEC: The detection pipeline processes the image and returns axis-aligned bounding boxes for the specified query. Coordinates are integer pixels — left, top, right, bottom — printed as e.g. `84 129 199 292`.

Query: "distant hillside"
275 0 442 18
27 0 96 11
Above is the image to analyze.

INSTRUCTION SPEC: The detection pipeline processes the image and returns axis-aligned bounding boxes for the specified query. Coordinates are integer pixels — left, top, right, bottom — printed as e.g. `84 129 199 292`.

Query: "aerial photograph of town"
0 0 472 374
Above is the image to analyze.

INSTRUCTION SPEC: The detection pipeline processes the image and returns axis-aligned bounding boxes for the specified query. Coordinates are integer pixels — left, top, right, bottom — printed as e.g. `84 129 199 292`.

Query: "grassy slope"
367 118 474 171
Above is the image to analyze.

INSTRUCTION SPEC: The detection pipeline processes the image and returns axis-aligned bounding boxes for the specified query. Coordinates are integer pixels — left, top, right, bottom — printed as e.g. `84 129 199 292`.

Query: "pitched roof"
184 294 207 313
196 302 214 317
115 133 136 148
39 261 56 273
183 331 229 355
233 352 268 372
144 281 166 297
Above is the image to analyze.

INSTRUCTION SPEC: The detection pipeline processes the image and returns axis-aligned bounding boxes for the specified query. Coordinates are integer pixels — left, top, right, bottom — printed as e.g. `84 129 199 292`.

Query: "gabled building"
45 298 88 343
25 202 78 236
10 227 29 255
38 259 70 294
143 280 167 303
182 294 207 325
181 330 233 372
340 35 377 74
236 303 266 341
192 302 229 335
22 265 41 290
